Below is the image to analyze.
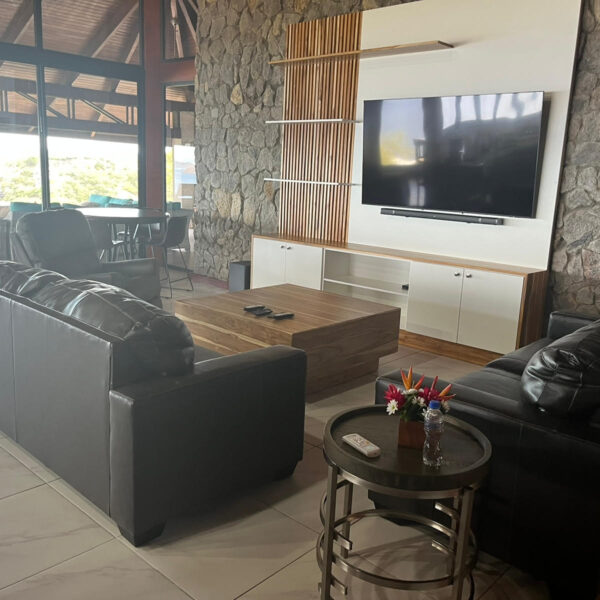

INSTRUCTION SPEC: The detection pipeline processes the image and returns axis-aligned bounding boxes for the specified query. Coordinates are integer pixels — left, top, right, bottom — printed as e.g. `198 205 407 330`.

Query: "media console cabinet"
251 234 548 362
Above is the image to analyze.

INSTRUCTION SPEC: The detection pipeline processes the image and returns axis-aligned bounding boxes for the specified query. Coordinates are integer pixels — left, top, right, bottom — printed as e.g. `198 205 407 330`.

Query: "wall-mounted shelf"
265 118 361 124
264 178 359 187
270 40 453 66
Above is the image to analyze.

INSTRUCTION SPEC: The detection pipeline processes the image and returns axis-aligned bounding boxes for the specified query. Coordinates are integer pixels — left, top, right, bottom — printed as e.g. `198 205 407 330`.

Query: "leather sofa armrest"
109 345 307 544
546 310 597 340
99 258 158 278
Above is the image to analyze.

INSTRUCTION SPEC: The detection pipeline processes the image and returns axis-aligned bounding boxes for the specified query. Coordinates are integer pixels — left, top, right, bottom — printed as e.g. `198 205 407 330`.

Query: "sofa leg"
119 522 166 547
274 462 297 480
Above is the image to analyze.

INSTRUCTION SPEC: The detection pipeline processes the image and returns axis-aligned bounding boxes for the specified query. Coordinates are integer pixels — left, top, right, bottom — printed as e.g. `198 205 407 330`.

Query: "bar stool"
147 215 194 298
89 220 127 262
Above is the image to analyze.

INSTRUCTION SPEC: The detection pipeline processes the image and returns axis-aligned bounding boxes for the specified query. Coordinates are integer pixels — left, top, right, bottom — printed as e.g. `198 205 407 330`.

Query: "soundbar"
380 208 504 225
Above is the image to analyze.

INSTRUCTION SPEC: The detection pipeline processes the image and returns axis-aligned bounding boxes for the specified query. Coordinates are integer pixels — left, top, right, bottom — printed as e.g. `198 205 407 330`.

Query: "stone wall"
551 0 600 315
193 0 413 280
195 0 600 318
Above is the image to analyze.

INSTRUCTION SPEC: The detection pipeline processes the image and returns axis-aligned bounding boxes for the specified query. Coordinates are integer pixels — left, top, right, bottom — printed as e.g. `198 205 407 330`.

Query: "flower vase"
397 420 425 449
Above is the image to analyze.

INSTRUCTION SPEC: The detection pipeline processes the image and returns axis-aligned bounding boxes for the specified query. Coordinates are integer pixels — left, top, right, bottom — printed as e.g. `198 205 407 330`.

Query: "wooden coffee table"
175 284 400 393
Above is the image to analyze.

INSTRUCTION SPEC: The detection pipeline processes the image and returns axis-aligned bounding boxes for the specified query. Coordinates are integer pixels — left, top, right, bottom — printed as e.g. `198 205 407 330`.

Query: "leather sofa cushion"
0 261 68 295
522 320 600 418
0 261 194 377
487 338 551 375
455 367 523 402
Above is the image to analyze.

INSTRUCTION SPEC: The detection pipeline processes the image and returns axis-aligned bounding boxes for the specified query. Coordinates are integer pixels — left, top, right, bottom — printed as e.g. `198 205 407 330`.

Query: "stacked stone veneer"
193 0 413 280
551 0 600 315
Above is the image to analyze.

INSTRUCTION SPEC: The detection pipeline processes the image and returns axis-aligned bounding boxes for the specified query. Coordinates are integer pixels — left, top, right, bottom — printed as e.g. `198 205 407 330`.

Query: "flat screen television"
362 92 544 218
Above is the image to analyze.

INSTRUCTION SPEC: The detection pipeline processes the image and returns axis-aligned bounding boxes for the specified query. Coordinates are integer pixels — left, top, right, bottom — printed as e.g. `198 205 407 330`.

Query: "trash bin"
228 260 251 292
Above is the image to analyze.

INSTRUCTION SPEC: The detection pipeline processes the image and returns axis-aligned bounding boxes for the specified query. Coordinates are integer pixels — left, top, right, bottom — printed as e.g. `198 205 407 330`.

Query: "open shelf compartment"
323 249 410 329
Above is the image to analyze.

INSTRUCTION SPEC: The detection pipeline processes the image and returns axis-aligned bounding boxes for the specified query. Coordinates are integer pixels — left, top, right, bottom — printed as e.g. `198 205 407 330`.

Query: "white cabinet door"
284 243 323 290
457 270 524 353
251 238 286 288
406 262 464 342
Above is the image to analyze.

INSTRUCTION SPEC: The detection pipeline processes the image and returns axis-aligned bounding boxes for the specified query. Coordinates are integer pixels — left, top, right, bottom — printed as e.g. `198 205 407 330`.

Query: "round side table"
317 405 491 600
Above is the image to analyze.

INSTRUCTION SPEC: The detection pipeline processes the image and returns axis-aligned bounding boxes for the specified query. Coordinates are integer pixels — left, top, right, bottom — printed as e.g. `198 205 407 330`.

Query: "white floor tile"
123 497 316 600
0 447 43 500
0 538 192 600
0 437 59 483
49 479 120 538
0 486 112 590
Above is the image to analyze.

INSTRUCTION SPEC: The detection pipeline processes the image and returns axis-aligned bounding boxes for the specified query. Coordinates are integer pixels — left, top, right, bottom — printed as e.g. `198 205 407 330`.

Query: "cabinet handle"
454 272 461 277
465 273 473 278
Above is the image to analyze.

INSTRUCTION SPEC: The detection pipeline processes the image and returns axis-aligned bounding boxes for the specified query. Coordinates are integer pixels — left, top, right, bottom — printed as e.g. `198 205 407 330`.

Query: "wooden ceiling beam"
1 0 34 45
0 74 195 112
49 0 138 100
81 0 139 61
0 110 137 136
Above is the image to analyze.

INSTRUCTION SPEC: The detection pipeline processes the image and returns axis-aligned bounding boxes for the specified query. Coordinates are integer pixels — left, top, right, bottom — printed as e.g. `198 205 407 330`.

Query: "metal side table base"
316 407 491 600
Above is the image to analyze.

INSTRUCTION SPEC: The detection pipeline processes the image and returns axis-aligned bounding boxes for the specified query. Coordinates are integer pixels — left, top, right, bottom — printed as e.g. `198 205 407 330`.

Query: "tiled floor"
0 278 551 599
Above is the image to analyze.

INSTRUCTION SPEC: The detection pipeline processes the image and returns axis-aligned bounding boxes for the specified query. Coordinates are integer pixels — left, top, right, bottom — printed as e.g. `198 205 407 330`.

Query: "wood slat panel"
278 12 362 244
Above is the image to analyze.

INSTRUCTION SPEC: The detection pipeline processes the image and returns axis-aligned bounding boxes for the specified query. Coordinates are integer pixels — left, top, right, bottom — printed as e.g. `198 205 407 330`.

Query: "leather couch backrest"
522 319 600 419
0 261 195 379
15 209 101 277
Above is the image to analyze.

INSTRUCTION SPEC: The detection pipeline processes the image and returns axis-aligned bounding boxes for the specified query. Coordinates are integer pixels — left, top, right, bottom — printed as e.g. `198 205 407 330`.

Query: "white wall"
348 0 581 269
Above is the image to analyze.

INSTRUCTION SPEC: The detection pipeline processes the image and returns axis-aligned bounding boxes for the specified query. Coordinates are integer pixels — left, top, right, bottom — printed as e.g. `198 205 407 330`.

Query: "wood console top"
253 234 546 276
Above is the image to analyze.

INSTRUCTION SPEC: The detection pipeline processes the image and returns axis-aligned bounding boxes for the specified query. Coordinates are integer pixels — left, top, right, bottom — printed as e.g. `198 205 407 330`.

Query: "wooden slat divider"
278 12 362 244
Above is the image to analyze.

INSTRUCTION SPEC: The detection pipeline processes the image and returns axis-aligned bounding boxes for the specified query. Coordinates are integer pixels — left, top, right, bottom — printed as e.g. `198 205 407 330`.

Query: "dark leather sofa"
12 209 162 306
0 261 307 546
375 311 600 599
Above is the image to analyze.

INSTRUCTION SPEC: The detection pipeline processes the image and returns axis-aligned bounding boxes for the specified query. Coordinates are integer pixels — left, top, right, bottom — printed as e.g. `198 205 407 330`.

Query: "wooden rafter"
49 0 139 105
170 0 184 59
177 0 197 44
0 75 193 111
0 0 34 45
0 111 137 136
123 32 140 66
185 0 199 15
79 0 139 61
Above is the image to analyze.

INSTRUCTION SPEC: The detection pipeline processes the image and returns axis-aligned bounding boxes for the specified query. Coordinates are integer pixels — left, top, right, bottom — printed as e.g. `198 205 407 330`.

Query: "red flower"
418 377 455 405
384 384 406 408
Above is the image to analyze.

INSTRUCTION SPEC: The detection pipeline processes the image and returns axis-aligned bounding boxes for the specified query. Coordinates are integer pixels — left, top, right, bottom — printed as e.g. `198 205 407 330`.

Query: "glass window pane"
165 83 195 270
44 67 139 206
0 61 42 221
163 0 197 60
165 84 195 210
42 0 140 64
0 0 35 46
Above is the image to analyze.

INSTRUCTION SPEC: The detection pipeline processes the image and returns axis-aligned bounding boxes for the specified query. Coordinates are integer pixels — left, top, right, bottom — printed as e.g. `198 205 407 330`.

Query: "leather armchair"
14 209 161 306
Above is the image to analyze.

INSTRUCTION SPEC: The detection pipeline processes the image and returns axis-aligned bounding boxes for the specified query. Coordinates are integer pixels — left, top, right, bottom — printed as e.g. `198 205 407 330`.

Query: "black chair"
88 220 128 261
14 209 162 306
148 215 193 298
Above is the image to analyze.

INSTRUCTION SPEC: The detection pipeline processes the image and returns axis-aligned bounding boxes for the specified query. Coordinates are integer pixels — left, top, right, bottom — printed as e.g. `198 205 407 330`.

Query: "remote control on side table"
342 434 381 458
